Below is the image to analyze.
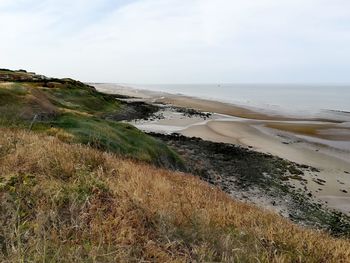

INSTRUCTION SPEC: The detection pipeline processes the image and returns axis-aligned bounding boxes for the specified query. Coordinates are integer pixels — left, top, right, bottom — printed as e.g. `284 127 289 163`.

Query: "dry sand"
94 84 350 214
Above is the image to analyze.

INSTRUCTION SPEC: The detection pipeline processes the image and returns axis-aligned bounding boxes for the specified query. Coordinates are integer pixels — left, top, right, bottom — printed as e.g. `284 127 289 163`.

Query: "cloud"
1 0 350 83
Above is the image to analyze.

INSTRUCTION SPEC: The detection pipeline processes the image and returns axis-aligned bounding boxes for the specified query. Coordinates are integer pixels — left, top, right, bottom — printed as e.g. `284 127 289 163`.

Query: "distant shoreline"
92 83 350 115
93 83 350 216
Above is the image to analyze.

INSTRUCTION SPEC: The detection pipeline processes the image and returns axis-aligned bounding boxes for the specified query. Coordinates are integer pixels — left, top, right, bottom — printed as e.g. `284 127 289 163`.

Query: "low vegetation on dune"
0 70 182 168
1 129 350 262
2 69 350 262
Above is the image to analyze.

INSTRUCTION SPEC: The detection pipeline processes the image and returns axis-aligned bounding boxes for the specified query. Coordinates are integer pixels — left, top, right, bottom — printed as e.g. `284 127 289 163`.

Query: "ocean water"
130 84 350 115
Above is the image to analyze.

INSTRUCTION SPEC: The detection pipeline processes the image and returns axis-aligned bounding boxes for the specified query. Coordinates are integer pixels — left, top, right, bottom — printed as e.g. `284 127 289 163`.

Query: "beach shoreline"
93 83 350 216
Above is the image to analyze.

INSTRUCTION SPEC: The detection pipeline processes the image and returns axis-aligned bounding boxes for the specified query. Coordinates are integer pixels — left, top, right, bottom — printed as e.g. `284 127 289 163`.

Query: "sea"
129 84 350 116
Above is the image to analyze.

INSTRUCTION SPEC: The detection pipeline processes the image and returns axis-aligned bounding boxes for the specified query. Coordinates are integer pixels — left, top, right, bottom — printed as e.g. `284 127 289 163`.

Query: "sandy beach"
94 83 350 215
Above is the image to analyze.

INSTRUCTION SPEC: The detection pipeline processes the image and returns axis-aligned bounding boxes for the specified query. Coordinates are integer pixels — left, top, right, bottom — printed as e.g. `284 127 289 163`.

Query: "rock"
313 178 326 186
337 180 345 185
148 132 350 235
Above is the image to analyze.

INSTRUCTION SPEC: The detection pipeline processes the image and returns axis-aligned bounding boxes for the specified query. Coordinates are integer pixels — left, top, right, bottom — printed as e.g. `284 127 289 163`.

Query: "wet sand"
94 83 350 214
181 121 350 199
264 122 350 141
155 95 346 123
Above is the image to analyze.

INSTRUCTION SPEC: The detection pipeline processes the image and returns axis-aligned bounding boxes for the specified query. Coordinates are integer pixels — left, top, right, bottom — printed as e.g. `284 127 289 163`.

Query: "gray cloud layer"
1 0 350 83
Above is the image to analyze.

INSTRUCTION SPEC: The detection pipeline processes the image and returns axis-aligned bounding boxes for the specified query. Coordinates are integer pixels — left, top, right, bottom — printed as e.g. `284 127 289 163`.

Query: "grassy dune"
2 70 350 262
0 129 350 262
0 72 182 168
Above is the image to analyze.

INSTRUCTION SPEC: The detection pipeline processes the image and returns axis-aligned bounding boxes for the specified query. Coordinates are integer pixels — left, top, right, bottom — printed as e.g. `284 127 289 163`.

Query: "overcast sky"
1 0 350 83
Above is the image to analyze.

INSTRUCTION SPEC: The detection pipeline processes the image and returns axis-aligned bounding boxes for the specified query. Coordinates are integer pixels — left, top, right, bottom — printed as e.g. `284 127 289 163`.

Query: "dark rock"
337 180 345 185
172 106 212 119
103 101 159 121
313 178 326 186
149 132 350 237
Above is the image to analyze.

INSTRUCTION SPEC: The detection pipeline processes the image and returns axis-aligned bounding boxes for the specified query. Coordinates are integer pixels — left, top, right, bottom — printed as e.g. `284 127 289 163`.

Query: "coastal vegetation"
1 69 350 262
0 70 182 168
1 128 350 262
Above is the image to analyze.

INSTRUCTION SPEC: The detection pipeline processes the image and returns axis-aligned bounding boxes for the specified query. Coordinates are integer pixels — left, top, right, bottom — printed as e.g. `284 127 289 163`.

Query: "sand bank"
94 84 350 214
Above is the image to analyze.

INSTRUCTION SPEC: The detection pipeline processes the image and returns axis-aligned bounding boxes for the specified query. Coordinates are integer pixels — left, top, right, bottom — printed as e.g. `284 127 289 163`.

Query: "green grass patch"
60 113 181 167
0 78 183 168
44 87 122 114
0 84 27 104
33 113 183 168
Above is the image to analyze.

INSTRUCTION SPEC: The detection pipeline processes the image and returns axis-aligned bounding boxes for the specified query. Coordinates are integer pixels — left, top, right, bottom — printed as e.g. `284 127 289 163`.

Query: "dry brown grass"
1 128 350 262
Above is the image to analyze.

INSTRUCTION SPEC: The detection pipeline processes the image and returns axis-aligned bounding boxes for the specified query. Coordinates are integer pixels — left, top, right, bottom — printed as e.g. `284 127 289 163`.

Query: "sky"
1 0 350 84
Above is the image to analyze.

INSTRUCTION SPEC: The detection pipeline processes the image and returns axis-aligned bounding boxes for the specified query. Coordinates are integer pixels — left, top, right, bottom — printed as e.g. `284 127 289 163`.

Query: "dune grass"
34 113 182 167
0 77 182 168
43 84 122 114
0 128 350 262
